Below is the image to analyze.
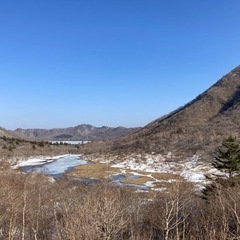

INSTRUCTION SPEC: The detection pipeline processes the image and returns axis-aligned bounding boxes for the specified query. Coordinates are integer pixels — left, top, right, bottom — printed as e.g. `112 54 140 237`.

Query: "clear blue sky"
1 0 240 129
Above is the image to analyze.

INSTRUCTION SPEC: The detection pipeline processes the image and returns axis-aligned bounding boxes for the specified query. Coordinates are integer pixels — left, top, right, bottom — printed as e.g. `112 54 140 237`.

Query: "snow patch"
111 154 224 187
14 154 80 168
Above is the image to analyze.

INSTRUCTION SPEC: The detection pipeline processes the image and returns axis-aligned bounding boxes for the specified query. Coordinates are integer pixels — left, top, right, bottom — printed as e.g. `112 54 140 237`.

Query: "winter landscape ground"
12 152 221 193
1 65 240 239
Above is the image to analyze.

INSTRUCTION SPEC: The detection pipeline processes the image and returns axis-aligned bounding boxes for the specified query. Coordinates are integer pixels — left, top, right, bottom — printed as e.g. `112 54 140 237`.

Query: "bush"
0 170 240 239
38 141 45 147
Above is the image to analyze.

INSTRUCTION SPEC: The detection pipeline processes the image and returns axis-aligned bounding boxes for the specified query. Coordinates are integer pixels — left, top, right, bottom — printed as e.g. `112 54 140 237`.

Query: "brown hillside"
0 127 20 138
94 65 240 159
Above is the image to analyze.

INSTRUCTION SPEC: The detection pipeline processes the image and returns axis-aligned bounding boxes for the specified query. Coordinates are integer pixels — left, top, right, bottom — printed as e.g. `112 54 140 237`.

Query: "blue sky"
1 0 240 129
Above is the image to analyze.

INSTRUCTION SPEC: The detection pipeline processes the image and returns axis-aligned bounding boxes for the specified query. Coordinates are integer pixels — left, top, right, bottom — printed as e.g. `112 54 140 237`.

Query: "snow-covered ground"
50 141 90 145
10 152 226 192
111 154 225 187
13 154 76 168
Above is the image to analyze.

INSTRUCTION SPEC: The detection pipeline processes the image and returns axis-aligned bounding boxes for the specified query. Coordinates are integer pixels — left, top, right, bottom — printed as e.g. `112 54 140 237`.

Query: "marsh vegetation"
1 166 240 239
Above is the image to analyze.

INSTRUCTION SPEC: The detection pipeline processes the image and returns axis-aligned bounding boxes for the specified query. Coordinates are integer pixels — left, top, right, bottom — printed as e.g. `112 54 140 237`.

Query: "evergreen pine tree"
213 136 240 178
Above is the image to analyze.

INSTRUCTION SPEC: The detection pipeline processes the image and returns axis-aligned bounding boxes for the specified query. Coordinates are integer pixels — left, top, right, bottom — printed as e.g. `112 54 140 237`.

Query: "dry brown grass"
69 163 121 179
151 172 184 181
69 163 186 187
151 181 178 190
124 175 153 185
123 171 186 187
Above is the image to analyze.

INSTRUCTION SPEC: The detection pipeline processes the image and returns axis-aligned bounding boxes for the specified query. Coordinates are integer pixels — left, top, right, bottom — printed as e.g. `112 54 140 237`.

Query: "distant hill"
14 124 140 141
106 65 240 159
0 127 19 138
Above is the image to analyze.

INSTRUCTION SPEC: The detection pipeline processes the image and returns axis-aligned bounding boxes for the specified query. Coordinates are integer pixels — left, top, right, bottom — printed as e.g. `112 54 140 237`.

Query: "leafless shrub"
1 170 240 239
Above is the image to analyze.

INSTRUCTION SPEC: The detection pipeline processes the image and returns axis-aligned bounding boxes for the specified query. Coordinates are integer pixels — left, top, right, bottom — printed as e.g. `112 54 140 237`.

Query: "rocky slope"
15 124 139 141
0 127 19 138
100 65 240 160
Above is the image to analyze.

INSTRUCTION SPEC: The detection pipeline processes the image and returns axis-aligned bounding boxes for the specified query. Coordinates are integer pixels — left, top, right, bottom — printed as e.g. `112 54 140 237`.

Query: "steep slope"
15 124 139 141
110 65 240 159
0 127 20 138
142 65 240 135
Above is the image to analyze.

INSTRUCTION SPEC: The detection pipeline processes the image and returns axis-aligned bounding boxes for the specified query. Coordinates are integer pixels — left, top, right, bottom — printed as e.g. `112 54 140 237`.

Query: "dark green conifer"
213 136 240 178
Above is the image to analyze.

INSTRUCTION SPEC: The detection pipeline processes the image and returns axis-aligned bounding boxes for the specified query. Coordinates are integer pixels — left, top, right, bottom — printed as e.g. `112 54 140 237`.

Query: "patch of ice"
181 172 206 183
145 181 156 187
14 154 82 168
50 141 90 145
15 158 53 167
13 154 88 176
152 187 167 192
135 189 149 193
166 152 172 158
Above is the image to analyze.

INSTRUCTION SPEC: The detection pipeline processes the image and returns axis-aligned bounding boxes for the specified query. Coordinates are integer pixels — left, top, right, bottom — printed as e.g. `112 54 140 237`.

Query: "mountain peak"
110 65 240 159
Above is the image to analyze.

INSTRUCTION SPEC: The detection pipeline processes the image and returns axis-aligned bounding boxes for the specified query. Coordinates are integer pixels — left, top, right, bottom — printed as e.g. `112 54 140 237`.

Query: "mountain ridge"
0 127 20 138
104 65 240 159
14 124 140 141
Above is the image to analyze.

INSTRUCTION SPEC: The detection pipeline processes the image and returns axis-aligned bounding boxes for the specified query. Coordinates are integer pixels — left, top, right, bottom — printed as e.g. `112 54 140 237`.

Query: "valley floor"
74 152 226 192
9 150 225 193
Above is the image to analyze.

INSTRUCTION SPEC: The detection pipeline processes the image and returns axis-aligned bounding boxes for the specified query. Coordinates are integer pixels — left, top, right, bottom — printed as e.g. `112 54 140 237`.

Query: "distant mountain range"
13 124 140 141
107 65 240 159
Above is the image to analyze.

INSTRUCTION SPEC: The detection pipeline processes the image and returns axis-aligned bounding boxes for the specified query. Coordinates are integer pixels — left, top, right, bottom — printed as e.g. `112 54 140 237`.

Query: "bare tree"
148 182 193 240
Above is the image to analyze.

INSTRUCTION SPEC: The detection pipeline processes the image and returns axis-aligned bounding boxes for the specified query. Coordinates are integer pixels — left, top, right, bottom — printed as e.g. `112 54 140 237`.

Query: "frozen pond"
20 155 90 177
50 141 90 145
17 155 150 191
